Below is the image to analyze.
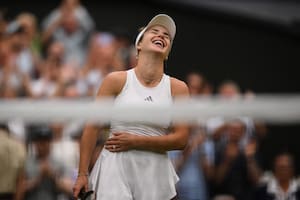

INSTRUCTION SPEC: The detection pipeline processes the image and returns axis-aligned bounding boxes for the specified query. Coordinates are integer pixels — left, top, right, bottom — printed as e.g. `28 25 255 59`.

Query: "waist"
110 122 168 137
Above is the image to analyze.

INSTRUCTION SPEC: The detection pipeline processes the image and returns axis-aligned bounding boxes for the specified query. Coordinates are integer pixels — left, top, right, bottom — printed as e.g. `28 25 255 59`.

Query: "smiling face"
136 25 171 60
273 153 294 182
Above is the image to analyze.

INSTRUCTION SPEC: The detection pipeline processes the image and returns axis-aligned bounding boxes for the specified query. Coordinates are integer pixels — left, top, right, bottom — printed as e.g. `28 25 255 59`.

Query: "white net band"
0 95 300 124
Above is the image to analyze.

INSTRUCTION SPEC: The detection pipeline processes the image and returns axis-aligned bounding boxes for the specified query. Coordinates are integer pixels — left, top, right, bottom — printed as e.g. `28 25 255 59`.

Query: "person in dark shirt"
212 119 262 200
255 152 300 200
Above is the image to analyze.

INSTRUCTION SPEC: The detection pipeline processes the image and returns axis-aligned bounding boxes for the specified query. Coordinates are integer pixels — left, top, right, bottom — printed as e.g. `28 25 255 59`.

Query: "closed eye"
163 33 170 40
150 28 170 40
150 29 159 34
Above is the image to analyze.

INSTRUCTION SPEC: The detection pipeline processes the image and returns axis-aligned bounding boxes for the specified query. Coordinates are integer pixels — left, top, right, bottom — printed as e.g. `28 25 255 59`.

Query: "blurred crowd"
1 0 300 200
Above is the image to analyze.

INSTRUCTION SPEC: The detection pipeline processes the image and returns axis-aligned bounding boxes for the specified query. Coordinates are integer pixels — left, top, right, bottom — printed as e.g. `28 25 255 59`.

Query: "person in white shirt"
255 152 300 200
73 14 189 200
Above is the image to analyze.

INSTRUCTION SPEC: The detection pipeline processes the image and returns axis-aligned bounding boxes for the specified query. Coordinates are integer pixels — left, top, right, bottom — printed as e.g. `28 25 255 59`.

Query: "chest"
115 73 172 107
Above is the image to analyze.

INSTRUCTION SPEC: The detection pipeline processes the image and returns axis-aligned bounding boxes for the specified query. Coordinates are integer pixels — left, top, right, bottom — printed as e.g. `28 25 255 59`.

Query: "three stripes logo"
144 96 153 102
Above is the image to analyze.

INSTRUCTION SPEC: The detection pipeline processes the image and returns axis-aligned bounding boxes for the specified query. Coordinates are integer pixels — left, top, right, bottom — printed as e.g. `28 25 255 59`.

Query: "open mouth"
152 39 165 48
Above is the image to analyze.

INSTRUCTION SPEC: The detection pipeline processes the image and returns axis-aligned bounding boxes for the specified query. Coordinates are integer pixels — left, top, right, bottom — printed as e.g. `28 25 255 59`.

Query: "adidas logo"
144 96 153 102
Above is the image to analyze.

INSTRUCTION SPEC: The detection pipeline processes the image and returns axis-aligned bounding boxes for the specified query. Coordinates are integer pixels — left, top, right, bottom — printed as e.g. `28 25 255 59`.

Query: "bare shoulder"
97 71 127 97
105 71 127 83
170 77 189 97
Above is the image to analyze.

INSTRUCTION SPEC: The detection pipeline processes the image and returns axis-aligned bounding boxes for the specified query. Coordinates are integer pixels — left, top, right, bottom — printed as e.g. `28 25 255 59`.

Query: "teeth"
153 40 164 47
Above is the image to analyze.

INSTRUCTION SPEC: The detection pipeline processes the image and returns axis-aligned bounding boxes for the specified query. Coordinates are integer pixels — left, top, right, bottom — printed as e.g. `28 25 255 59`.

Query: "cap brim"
135 14 176 47
147 14 176 40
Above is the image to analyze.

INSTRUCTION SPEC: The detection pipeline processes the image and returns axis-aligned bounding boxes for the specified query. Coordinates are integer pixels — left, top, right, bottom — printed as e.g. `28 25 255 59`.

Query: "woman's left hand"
105 132 136 152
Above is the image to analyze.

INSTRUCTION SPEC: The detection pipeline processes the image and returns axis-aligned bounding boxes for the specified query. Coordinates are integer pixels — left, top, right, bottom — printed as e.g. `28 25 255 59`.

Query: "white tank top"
90 69 179 199
110 68 172 137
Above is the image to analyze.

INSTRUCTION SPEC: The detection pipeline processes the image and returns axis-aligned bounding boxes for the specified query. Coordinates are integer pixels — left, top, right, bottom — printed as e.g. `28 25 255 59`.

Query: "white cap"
135 14 176 47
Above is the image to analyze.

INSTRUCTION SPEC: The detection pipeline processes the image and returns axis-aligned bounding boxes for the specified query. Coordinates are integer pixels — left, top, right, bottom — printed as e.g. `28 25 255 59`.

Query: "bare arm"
201 156 215 182
78 72 126 171
73 71 126 198
77 126 99 171
14 169 25 200
214 143 239 184
41 18 61 44
135 123 189 152
245 139 263 185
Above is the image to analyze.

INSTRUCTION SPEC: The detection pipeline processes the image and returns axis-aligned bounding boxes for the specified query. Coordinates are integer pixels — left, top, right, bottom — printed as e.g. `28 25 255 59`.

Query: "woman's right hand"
73 175 89 199
105 132 137 152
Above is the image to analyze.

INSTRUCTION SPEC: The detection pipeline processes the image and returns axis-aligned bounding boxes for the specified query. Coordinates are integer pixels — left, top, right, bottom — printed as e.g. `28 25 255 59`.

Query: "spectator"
110 28 132 71
217 80 241 100
127 45 138 68
0 27 28 141
206 80 262 151
186 71 207 96
50 123 80 199
0 124 26 200
42 0 95 67
0 21 27 97
255 152 300 200
170 125 214 200
1 14 40 97
16 12 41 57
212 119 262 200
15 13 41 77
23 126 70 200
80 32 117 96
24 41 64 98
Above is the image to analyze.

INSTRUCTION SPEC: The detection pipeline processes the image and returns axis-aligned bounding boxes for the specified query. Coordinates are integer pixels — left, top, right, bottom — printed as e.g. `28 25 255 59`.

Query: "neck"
135 54 164 86
279 179 290 192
